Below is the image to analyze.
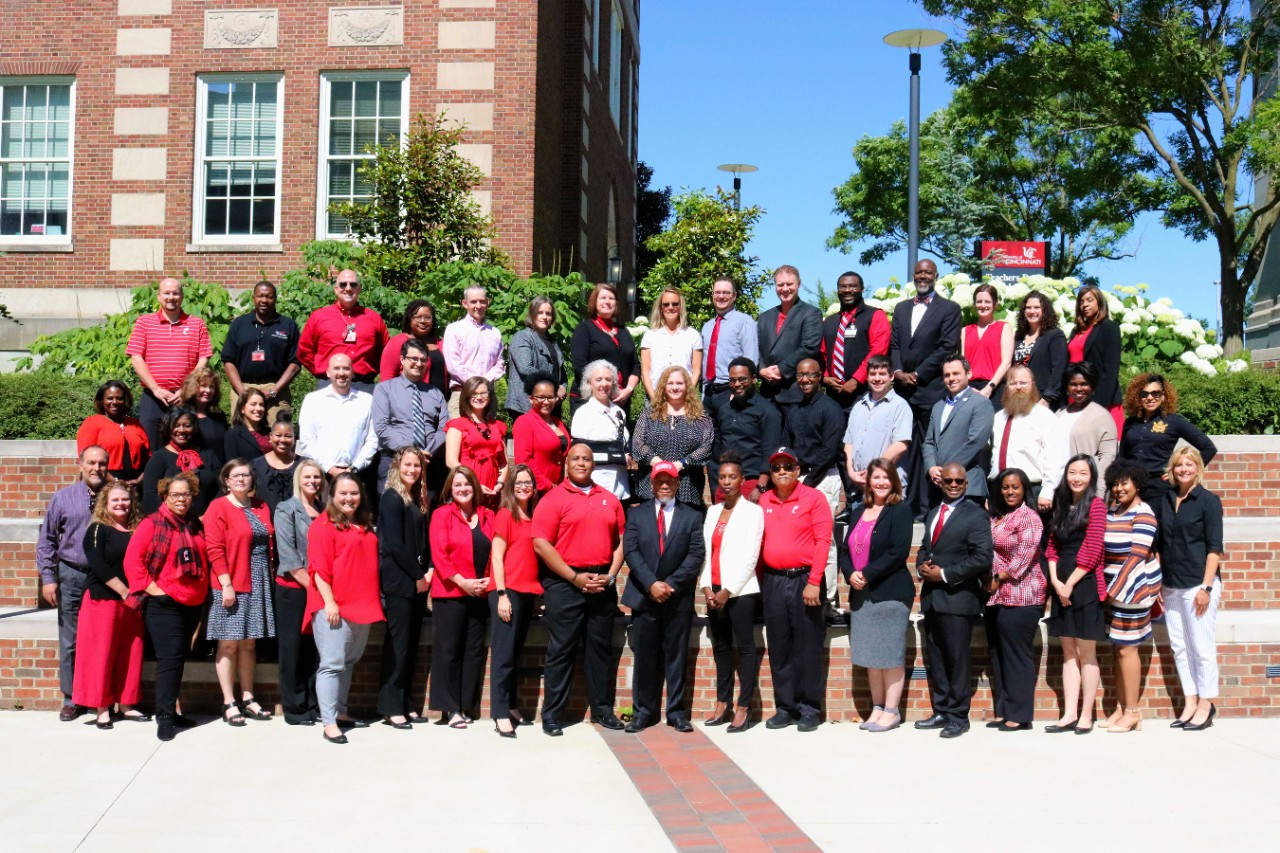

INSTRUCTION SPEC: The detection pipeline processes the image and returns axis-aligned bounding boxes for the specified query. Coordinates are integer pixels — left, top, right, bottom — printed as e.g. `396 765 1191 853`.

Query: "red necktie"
998 417 1014 471
707 314 723 381
831 310 853 379
931 503 950 547
775 310 786 335
657 503 666 554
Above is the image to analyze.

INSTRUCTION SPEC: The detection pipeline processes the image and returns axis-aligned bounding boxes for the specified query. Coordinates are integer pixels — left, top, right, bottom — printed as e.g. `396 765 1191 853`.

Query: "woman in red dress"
445 376 509 507
512 375 569 495
962 283 1014 405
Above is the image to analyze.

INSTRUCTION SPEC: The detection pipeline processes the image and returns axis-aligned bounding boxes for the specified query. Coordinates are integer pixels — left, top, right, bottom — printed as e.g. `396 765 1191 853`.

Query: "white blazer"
698 499 764 597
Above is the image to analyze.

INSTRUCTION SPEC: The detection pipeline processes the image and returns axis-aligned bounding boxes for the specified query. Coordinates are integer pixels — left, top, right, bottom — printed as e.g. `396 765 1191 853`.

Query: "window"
0 78 74 243
609 2 623 128
317 72 407 238
194 75 282 243
591 0 602 70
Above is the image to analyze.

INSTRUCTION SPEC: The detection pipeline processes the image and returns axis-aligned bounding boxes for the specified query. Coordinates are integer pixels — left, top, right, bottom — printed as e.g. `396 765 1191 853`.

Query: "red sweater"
430 503 495 598
124 516 209 606
512 410 568 492
759 484 834 586
77 414 150 473
202 496 275 592
304 515 384 628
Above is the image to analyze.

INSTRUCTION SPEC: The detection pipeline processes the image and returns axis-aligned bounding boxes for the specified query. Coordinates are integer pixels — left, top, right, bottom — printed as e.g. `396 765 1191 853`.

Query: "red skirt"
72 596 144 708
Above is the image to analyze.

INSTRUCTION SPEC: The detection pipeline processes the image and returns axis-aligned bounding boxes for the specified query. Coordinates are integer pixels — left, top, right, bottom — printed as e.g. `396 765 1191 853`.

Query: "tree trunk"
1220 264 1246 357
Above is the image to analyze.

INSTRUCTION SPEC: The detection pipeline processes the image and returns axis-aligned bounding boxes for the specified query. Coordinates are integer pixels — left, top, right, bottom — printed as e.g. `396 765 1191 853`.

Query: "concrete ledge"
1208 435 1280 452
0 441 76 458
0 519 39 542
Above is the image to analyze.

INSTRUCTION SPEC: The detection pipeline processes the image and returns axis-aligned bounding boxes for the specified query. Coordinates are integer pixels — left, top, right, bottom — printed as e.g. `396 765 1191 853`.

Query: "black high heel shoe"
494 722 517 739
1183 703 1216 731
704 707 733 727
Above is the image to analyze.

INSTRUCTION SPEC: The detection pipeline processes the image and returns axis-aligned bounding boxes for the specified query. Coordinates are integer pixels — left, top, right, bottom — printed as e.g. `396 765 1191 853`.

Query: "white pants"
815 468 842 607
1163 581 1220 700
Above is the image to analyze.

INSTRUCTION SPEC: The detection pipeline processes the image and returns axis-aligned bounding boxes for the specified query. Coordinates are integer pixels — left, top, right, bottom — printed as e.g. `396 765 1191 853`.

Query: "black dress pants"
922 609 975 724
378 592 427 717
904 404 931 518
984 604 1041 724
144 595 199 718
430 596 489 717
540 574 618 723
761 572 826 719
488 589 535 720
629 597 695 722
707 592 760 707
274 583 318 723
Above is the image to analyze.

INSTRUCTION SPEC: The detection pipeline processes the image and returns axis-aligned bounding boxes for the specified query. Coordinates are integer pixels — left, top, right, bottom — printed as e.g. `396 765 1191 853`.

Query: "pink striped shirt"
988 503 1045 607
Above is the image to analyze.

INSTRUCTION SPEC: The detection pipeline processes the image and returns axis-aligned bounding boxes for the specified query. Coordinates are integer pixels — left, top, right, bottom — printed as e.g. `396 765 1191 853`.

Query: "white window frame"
591 0 602 71
315 71 410 240
192 73 284 246
609 1 623 128
0 76 75 247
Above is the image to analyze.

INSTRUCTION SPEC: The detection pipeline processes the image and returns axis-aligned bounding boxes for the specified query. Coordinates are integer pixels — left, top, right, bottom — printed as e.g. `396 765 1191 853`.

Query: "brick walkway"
601 724 821 852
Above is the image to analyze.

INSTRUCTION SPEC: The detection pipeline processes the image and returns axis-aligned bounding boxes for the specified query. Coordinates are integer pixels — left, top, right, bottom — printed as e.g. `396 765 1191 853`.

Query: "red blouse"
489 508 543 594
447 417 508 490
1066 324 1091 363
303 515 384 628
78 414 150 474
964 321 1006 382
512 410 567 493
429 502 496 598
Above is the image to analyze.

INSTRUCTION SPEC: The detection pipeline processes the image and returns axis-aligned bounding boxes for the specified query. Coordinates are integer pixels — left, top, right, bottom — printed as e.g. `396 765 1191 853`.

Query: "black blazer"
570 319 639 398
622 501 705 612
1068 318 1122 407
756 300 823 404
377 489 427 598
224 425 267 463
998 327 1067 407
889 296 962 410
844 500 915 606
915 499 994 617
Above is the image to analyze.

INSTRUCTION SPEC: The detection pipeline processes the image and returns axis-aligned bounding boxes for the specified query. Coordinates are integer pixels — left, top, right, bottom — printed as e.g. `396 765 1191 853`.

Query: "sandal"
239 696 273 721
448 714 468 729
223 702 247 727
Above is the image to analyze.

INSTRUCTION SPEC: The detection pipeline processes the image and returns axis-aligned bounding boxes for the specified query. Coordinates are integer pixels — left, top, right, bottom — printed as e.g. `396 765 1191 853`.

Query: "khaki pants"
231 382 293 425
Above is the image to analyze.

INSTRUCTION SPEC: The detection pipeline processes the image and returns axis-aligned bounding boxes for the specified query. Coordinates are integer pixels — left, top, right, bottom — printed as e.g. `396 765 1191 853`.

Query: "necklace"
850 519 875 555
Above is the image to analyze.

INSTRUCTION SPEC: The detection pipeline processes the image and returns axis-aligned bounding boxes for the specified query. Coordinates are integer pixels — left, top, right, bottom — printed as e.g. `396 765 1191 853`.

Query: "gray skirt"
848 596 909 669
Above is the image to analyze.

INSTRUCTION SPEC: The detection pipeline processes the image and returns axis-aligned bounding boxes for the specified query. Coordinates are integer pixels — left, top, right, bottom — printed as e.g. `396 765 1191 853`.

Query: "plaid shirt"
988 503 1046 607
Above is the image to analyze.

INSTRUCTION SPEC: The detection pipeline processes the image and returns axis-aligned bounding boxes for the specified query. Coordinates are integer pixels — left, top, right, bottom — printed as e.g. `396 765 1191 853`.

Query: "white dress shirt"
297 385 378 472
991 403 1063 491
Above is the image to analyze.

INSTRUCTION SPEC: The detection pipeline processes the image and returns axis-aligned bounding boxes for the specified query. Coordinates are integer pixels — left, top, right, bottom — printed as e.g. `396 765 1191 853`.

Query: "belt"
354 373 376 383
569 564 610 574
59 561 89 574
765 567 809 579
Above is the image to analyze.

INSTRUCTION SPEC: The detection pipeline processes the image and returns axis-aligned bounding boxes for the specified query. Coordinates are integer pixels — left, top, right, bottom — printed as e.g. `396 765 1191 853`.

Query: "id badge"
344 324 357 343
846 326 858 339
251 348 266 362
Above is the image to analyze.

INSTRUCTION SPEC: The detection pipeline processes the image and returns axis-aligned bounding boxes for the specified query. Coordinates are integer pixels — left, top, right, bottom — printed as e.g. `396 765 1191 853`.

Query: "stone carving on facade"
204 9 279 49
329 6 404 46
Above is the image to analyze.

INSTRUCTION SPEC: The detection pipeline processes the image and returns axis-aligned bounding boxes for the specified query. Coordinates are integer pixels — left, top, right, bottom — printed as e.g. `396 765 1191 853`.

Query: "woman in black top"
141 407 221 516
72 481 148 728
251 414 302 514
569 283 640 415
1066 285 1123 428
1156 446 1224 731
632 366 714 507
1119 373 1217 506
178 367 228 466
376 448 432 729
224 388 272 462
996 290 1067 409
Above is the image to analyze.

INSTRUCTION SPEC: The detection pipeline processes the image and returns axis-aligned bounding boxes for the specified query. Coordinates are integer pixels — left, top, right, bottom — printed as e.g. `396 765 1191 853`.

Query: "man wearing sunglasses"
915 462 994 738
297 269 389 394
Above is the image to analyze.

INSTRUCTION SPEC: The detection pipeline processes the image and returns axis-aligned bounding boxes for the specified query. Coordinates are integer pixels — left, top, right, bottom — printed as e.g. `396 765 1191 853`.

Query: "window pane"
206 82 231 119
331 80 354 118
329 161 352 197
205 199 227 235
25 121 47 158
254 164 275 198
26 86 48 122
254 120 276 157
252 198 274 235
353 119 378 153
227 199 252 234
2 87 25 122
353 168 373 197
354 81 378 117
329 120 353 156
0 123 17 158
381 82 402 118
229 165 253 197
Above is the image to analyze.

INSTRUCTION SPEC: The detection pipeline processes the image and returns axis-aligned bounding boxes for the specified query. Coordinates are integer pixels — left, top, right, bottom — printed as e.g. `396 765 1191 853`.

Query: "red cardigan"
512 410 567 492
429 503 495 599
303 515 384 629
203 496 275 592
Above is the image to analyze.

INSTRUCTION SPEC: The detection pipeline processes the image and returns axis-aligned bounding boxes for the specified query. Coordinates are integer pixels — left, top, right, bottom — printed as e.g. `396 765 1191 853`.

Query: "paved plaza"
2 710 1277 852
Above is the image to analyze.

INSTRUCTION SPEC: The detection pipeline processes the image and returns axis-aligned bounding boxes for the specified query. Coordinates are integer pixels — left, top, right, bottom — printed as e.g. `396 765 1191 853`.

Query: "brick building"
0 0 638 340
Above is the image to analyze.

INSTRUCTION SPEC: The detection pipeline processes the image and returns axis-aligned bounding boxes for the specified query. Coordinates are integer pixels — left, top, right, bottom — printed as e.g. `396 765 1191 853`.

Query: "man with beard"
821 271 890 413
922 356 993 505
712 357 782 501
989 364 1061 508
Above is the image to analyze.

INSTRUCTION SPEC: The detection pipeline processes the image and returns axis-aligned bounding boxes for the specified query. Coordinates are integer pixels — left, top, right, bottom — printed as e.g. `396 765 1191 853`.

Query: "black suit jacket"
377 489 427 598
890 295 961 411
622 501 705 612
915 499 993 617
1068 318 1122 408
843 500 915 606
1020 327 1068 407
756 300 823 404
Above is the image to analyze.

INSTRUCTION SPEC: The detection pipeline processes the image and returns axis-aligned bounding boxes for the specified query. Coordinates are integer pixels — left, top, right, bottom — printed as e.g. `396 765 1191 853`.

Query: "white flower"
1194 358 1218 377
951 284 975 308
1172 318 1203 340
1120 322 1141 335
1062 277 1081 288
1156 297 1174 307
952 273 971 286
1147 325 1160 336
1227 359 1249 374
1195 343 1223 360
1179 350 1198 365
1005 282 1030 302
1103 294 1125 315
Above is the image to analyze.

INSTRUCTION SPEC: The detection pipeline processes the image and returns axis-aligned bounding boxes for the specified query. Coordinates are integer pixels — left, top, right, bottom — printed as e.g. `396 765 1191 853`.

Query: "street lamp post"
883 28 947 278
717 163 758 211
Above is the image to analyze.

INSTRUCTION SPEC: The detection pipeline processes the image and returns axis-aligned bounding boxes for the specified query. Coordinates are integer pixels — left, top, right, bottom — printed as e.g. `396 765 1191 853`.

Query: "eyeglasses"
513 481 536 490
770 463 797 472
661 301 681 308
470 393 490 400
1138 390 1165 399
167 492 192 501
940 477 967 485
336 282 360 290
797 372 823 379
227 473 253 480
531 395 557 403
403 356 427 365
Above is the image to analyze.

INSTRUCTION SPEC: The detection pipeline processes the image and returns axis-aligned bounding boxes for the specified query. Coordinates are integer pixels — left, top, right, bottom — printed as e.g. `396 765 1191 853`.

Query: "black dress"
224 424 270 462
1045 522 1108 642
251 455 301 515
141 446 222 516
195 413 229 466
631 407 714 506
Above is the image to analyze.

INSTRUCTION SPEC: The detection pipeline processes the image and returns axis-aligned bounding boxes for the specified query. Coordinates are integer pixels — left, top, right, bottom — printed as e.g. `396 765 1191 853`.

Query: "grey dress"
505 327 566 414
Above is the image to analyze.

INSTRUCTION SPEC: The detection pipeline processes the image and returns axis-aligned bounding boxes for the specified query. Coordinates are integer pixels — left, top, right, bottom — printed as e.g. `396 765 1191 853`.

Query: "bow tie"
914 294 933 305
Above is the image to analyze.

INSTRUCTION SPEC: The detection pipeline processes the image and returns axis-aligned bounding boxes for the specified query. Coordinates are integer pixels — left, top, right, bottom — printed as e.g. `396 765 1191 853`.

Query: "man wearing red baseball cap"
759 446 834 732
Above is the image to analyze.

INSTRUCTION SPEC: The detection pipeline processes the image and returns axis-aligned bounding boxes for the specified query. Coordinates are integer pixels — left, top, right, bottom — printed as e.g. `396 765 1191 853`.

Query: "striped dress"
1103 501 1162 645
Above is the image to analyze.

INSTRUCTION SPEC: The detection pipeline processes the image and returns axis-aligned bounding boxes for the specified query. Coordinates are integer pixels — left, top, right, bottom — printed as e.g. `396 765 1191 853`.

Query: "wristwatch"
1201 585 1213 594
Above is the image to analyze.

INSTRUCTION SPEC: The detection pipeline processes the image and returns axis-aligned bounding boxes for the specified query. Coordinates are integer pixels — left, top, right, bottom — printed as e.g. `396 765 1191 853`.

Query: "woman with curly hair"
632 365 714 507
997 290 1067 409
1119 372 1217 506
1066 285 1122 431
444 376 509 507
177 367 229 466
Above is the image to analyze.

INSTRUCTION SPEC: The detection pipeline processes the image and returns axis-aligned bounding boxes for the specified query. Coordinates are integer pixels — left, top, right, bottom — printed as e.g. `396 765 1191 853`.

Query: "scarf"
141 504 206 582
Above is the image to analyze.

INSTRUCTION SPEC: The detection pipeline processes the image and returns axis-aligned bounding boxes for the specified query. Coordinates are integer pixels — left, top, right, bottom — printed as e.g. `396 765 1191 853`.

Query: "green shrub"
1163 366 1280 435
0 374 114 440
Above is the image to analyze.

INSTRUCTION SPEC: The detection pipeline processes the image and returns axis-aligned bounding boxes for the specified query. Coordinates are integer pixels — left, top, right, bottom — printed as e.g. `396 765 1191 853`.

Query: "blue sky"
637 0 1223 328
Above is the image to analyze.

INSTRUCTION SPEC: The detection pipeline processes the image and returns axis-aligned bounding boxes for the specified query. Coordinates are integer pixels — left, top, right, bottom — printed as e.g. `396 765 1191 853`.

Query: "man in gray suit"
372 338 449 490
922 355 994 505
756 265 823 410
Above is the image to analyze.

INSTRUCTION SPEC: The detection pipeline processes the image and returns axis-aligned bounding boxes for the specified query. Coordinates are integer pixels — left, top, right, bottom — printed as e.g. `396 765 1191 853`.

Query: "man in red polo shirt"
126 276 213 451
532 443 626 736
296 269 389 393
759 446 833 732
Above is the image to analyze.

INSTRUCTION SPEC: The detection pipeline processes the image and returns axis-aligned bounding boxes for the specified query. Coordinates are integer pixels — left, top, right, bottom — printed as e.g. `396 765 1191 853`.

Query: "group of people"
38 262 1225 742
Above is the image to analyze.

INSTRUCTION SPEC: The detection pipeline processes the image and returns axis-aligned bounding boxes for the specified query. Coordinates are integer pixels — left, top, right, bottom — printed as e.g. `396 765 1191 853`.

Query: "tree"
333 112 507 292
635 161 672 282
920 0 1280 355
640 188 768 328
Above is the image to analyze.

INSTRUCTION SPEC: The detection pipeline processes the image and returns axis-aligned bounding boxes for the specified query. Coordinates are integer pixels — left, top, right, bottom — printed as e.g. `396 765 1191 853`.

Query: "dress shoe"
984 719 1006 729
1183 704 1216 731
337 717 370 729
667 716 694 733
323 730 349 745
542 720 564 737
704 707 733 727
1169 719 1188 729
914 714 947 730
824 608 850 628
797 715 821 733
997 721 1032 732
407 713 431 725
172 714 198 729
939 722 970 739
156 717 177 742
284 715 316 726
765 712 796 730
59 704 81 722
591 713 625 731
1107 714 1143 733
381 717 412 730
494 723 517 739
510 714 532 727
726 715 753 734
1074 724 1094 735
120 711 152 723
1043 720 1078 734
864 710 901 733
625 715 655 734
860 705 885 730
94 719 114 730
